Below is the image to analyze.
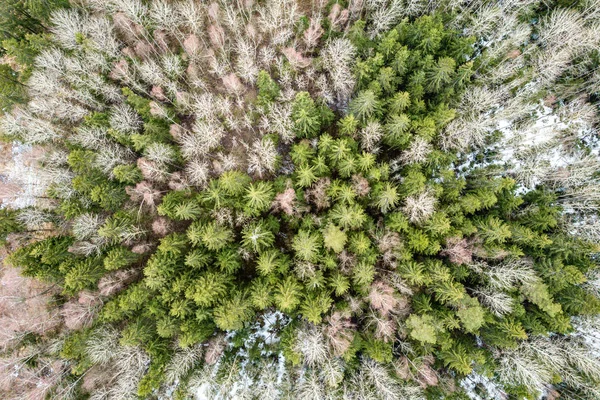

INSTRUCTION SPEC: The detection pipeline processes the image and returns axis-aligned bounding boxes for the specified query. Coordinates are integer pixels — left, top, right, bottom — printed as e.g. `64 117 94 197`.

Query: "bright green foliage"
457 302 486 333
249 279 272 309
197 222 233 251
440 344 476 375
352 261 375 288
245 181 275 215
406 314 437 344
214 292 255 331
113 164 143 184
104 246 140 271
322 224 347 253
295 165 318 188
188 272 231 307
256 70 280 107
349 90 382 122
373 182 399 213
338 115 359 135
218 171 252 196
292 230 322 262
64 258 104 294
291 92 321 138
300 292 332 324
274 277 302 312
329 203 367 229
0 208 23 244
174 200 202 220
256 250 286 276
7 236 74 281
0 64 27 111
241 220 275 253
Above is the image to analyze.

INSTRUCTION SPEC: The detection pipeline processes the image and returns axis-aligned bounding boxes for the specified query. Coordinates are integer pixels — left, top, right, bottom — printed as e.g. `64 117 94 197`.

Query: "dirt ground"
0 143 21 206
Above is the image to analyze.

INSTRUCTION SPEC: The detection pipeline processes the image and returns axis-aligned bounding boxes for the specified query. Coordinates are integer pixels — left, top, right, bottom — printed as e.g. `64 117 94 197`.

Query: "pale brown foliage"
184 34 202 56
351 174 370 197
367 281 398 317
149 101 167 118
222 73 245 95
121 46 137 58
324 311 355 356
378 231 402 268
167 171 189 191
169 124 183 141
81 364 112 393
61 291 102 331
152 216 174 237
112 12 143 42
377 231 401 254
394 356 411 380
151 85 167 101
205 335 227 365
137 157 167 182
304 18 324 48
328 4 349 30
0 352 69 400
305 178 331 209
131 242 153 254
126 180 163 209
417 362 439 388
153 29 170 53
282 47 312 68
98 269 138 297
133 40 153 59
109 59 129 81
272 187 296 216
208 25 225 49
441 236 473 265
337 250 356 275
366 311 396 342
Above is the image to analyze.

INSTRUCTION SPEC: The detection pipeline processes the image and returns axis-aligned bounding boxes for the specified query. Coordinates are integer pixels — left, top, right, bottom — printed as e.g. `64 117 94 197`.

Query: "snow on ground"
194 311 288 400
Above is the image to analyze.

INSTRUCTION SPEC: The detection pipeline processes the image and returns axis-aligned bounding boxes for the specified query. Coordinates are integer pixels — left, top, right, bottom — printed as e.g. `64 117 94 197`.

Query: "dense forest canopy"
0 0 600 399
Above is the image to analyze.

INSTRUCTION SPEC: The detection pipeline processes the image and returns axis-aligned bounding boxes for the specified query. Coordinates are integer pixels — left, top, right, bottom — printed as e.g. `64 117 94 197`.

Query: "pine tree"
104 246 140 271
244 181 275 216
352 260 375 288
291 92 321 138
113 165 143 184
300 292 332 324
322 224 347 253
292 229 322 263
349 90 382 122
0 208 23 243
374 182 399 214
241 220 275 253
405 314 437 344
249 279 272 309
188 272 231 308
218 171 252 196
256 250 284 276
213 292 254 331
296 164 318 188
274 277 302 312
256 70 280 108
329 203 367 230
426 57 456 93
199 222 234 251
64 258 104 294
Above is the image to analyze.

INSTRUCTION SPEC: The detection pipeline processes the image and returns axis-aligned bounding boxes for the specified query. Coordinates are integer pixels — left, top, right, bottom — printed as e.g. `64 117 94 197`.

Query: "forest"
0 0 600 399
